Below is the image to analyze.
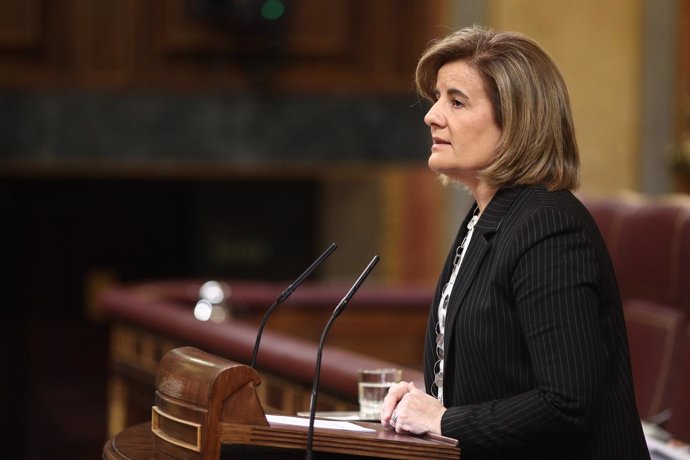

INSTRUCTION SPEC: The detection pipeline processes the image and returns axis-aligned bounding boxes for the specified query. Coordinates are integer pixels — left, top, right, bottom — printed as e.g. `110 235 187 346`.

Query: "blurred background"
1 0 689 458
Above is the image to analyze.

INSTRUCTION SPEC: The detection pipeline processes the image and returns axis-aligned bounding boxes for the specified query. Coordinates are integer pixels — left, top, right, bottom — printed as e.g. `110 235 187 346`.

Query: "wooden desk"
103 423 155 460
103 422 458 460
103 348 459 460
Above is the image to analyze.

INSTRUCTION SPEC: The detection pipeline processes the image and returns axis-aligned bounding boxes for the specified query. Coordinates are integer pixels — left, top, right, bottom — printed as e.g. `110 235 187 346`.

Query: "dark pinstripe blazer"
424 186 650 459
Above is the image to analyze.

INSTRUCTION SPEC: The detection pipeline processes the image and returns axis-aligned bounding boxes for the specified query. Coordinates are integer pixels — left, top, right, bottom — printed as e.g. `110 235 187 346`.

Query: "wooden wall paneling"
674 0 690 191
277 0 373 91
69 0 140 88
282 0 447 92
380 167 447 286
0 0 64 86
0 0 42 48
0 0 141 88
680 0 690 139
132 0 445 91
135 0 276 88
156 0 352 55
366 0 447 90
0 0 446 91
301 0 447 92
285 0 351 55
136 0 369 90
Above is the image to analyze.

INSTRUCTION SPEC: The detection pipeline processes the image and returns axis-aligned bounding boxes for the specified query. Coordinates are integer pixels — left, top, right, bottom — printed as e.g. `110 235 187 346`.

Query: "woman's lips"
431 137 450 150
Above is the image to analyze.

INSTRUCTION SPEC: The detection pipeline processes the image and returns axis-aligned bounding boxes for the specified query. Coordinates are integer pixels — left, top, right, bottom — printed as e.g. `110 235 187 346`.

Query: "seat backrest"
624 300 686 420
664 322 690 442
577 194 640 260
613 203 690 309
579 193 690 423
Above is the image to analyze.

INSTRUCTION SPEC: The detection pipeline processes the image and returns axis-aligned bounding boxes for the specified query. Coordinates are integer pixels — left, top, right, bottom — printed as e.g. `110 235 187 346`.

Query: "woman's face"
424 60 502 188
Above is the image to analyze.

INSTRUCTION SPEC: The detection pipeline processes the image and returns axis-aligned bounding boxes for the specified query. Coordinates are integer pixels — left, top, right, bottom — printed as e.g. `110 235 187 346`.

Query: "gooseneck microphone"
249 243 338 369
305 255 380 460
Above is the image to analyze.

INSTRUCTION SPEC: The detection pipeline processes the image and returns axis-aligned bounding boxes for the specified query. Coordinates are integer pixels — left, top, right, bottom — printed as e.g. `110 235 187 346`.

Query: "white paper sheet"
646 436 690 460
266 414 375 433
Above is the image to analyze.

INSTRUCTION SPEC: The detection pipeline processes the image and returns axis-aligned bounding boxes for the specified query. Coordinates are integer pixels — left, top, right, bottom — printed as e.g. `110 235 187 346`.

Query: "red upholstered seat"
613 203 690 308
665 323 690 442
577 194 640 259
624 300 686 420
677 197 690 316
580 193 690 424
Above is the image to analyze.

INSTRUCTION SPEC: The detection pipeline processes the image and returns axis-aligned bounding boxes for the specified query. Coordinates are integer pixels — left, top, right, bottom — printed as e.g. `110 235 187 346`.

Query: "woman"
380 26 650 459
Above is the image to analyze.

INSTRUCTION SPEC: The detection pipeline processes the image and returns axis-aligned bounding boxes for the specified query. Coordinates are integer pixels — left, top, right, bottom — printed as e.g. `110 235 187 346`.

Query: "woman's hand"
380 381 415 428
380 382 446 435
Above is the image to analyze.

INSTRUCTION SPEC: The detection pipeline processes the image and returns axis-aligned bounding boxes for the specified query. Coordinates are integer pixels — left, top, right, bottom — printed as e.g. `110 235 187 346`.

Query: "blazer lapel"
443 187 524 351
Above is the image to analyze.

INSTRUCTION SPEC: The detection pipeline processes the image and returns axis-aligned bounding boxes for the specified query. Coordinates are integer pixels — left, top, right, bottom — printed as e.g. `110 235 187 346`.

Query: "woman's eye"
451 99 464 108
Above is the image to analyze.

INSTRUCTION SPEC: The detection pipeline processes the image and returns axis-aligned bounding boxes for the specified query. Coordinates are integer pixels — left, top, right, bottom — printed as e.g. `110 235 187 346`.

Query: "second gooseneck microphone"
305 255 380 460
249 242 338 369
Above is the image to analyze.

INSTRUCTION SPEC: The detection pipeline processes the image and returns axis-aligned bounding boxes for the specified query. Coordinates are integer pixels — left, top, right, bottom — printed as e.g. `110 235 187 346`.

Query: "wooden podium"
103 347 460 459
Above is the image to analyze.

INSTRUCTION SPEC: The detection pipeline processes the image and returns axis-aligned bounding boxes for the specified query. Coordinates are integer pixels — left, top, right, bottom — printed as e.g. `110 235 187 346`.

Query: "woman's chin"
428 162 462 181
427 155 449 175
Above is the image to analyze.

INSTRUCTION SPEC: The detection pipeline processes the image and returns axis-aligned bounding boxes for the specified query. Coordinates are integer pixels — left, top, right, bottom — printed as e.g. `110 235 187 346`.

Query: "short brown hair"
416 25 579 191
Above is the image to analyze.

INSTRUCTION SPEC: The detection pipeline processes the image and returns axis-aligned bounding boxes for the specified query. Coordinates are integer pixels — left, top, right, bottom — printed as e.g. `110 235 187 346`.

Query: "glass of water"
357 368 402 419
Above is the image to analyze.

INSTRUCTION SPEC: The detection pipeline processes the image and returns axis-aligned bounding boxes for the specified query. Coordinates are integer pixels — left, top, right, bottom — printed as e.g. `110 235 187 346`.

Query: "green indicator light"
261 0 285 20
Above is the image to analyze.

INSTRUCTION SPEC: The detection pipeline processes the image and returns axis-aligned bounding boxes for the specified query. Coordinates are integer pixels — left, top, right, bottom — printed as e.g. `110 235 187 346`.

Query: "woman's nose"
424 102 444 127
